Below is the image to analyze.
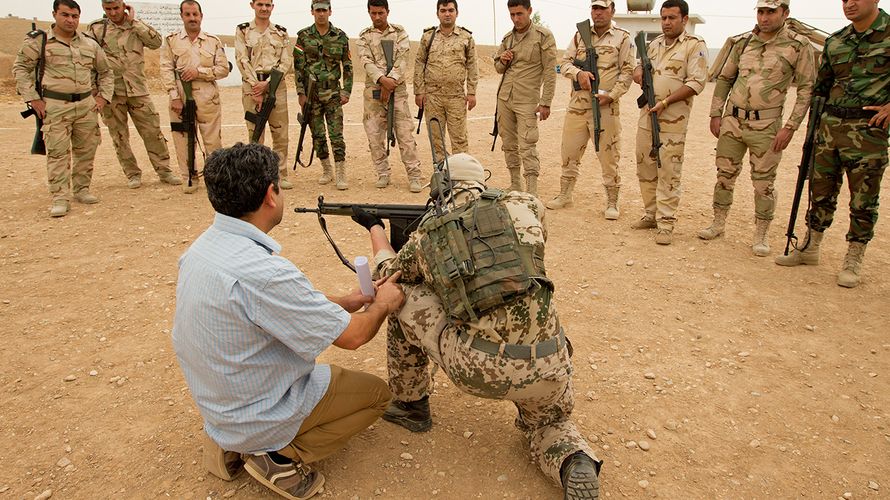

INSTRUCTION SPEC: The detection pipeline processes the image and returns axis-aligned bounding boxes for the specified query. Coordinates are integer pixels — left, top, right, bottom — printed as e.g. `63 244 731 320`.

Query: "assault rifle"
245 69 284 143
20 23 47 156
294 75 316 169
381 39 397 156
170 78 198 187
635 31 662 168
783 96 826 256
490 34 515 151
415 29 436 135
573 20 602 152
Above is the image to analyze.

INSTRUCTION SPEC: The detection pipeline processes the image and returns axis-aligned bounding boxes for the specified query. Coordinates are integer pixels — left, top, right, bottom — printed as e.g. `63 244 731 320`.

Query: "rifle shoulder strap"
421 29 436 74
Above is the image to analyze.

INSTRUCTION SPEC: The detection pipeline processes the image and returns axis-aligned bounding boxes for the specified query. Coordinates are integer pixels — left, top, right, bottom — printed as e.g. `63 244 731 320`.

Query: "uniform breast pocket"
595 45 618 68
862 45 890 75
45 46 69 68
326 45 344 58
199 48 214 67
517 40 541 65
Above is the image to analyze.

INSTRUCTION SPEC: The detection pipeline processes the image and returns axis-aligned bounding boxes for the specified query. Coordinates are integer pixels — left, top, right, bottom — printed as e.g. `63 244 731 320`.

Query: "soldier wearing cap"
775 0 890 288
357 0 424 192
631 0 708 245
13 0 114 217
160 0 230 194
235 0 294 189
547 0 634 220
699 0 815 257
414 0 478 160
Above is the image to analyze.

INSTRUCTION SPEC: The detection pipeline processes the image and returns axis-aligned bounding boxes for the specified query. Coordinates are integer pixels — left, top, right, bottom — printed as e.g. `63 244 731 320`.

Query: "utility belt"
43 89 92 102
825 105 878 120
730 106 783 121
457 329 566 360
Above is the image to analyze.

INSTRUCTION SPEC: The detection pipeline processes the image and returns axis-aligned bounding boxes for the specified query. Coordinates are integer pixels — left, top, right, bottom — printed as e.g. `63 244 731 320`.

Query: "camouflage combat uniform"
635 31 708 231
294 23 353 163
86 15 175 184
159 29 230 183
373 187 596 486
357 22 422 185
235 20 292 179
414 26 477 159
13 27 113 206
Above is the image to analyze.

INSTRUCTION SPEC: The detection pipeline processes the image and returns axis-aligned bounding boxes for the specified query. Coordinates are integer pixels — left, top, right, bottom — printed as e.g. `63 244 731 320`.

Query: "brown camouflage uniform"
86 16 174 183
374 186 596 486
13 27 114 203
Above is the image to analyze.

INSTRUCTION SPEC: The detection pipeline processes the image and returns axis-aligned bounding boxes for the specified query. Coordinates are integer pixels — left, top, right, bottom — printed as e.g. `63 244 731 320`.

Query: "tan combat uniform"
86 16 175 184
160 29 230 183
494 25 557 188
414 26 477 159
635 31 708 231
235 21 292 180
13 28 113 205
357 22 422 185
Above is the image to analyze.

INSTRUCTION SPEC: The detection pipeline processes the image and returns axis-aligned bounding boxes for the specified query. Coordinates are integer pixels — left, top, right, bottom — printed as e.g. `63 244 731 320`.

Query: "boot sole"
382 413 432 433
564 469 599 499
244 461 325 500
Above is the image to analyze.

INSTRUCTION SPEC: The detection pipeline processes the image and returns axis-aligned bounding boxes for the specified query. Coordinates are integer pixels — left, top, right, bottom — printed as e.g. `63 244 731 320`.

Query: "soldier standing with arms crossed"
547 0 634 220
493 0 557 196
357 0 424 193
294 0 353 190
160 0 230 194
699 0 815 257
235 0 294 190
87 0 182 190
775 0 890 288
14 0 113 217
632 0 708 245
413 0 478 160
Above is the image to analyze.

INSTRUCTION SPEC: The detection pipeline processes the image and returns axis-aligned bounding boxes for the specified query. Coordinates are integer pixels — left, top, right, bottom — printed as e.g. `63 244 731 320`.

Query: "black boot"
382 396 432 432
560 452 600 500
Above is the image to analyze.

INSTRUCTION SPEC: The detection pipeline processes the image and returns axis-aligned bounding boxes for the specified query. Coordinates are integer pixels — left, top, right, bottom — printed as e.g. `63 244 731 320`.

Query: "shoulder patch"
391 23 406 33
614 26 630 35
237 22 250 30
358 26 372 37
205 33 222 42
459 26 472 35
275 24 287 33
424 26 436 32
27 28 45 38
534 25 553 37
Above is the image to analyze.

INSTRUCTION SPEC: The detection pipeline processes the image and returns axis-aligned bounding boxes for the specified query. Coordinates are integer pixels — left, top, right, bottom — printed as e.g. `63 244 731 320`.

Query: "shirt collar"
48 25 81 43
212 213 282 255
178 29 206 40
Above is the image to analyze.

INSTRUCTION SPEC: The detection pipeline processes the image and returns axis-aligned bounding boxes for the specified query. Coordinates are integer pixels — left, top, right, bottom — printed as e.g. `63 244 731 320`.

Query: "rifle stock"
294 76 316 169
783 96 826 256
21 22 47 156
171 79 197 186
635 31 662 168
245 69 284 143
574 20 602 152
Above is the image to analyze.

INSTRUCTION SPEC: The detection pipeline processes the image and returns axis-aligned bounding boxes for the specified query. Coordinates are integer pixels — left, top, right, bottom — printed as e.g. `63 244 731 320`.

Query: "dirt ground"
1 65 889 500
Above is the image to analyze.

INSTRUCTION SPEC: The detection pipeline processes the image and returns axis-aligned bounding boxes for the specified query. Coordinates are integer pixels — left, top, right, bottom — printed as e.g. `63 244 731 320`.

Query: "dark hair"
437 0 457 12
203 143 280 218
53 0 81 13
661 0 688 17
368 0 389 10
507 0 530 8
180 0 202 14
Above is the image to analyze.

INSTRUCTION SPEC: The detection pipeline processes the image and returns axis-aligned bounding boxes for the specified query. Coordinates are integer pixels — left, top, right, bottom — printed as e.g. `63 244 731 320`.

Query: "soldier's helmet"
432 152 487 201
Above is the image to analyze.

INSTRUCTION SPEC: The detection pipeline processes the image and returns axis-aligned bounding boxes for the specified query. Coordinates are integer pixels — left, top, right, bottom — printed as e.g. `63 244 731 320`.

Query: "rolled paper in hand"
355 256 376 298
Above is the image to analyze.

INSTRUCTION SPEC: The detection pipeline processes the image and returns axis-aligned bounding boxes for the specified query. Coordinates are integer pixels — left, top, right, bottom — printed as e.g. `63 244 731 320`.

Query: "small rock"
664 420 678 431
749 439 761 448
588 434 599 443
89 370 98 377
399 453 413 461
0 486 8 493
831 415 839 423
497 475 508 482
738 351 750 358
585 391 595 401
646 429 657 440
63 375 77 382
463 431 474 439
63 464 75 473
625 441 638 449
34 490 53 500
56 457 71 468
644 372 656 380
116 377 126 386
842 493 852 499
638 440 651 451
869 373 878 378
805 325 816 332
867 481 879 491
638 480 649 489
223 490 237 498
626 260 635 267
400 440 409 446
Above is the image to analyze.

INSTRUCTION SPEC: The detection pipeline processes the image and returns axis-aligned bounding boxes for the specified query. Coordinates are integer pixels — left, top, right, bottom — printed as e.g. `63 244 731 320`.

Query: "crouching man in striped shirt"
172 142 404 500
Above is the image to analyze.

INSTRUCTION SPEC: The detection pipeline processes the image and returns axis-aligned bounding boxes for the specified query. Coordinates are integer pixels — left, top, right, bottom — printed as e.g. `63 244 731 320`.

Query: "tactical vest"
418 189 551 323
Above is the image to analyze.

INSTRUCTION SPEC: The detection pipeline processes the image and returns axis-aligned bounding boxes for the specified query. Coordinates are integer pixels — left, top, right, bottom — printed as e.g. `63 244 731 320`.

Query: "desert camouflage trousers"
101 94 172 180
169 81 223 181
308 96 346 163
560 102 622 188
43 98 101 201
498 99 542 177
806 115 888 243
424 94 468 160
636 129 687 230
242 83 290 178
387 284 597 486
712 116 783 220
363 88 422 180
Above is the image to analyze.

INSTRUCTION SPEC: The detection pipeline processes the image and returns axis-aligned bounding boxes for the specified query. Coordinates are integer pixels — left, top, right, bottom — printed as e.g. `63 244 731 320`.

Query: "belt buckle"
71 93 82 103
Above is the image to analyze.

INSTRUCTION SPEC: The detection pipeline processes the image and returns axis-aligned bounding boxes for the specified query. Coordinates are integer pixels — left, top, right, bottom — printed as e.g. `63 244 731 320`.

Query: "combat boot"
408 177 423 193
74 189 99 204
127 175 142 189
546 177 576 210
159 172 183 186
508 168 523 192
775 230 823 266
698 207 729 240
318 157 333 185
49 199 69 218
525 174 539 197
752 218 771 257
279 175 294 190
604 187 620 220
631 214 656 230
335 161 348 190
560 451 600 500
375 175 390 189
837 241 867 288
382 396 432 433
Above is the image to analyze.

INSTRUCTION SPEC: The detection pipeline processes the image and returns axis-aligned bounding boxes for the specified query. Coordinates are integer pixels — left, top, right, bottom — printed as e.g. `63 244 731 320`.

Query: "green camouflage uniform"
807 9 890 243
374 186 596 487
294 24 352 162
710 23 816 220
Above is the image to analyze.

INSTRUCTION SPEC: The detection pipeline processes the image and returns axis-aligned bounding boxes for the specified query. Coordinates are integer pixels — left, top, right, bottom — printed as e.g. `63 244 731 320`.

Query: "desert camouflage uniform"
294 24 353 163
806 9 890 243
13 28 113 202
559 23 634 187
86 16 173 182
494 26 558 179
414 26 477 159
710 24 815 220
357 23 422 181
635 31 708 230
160 29 230 181
373 187 596 486
235 21 292 178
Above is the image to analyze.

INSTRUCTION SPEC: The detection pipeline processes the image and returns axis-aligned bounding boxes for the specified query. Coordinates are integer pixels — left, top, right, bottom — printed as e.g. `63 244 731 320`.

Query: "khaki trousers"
363 87 422 179
277 365 390 464
101 94 172 179
42 98 101 201
560 102 621 188
169 81 223 180
424 94 468 159
497 99 541 176
635 129 687 229
242 82 290 177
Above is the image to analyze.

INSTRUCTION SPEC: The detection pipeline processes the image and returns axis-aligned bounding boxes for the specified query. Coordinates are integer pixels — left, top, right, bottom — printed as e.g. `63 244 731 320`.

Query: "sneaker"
280 178 294 190
50 199 69 218
631 216 656 230
561 452 600 500
375 175 390 189
382 397 432 432
159 172 183 186
655 229 673 245
244 453 325 500
408 178 423 193
73 190 99 204
127 176 142 189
